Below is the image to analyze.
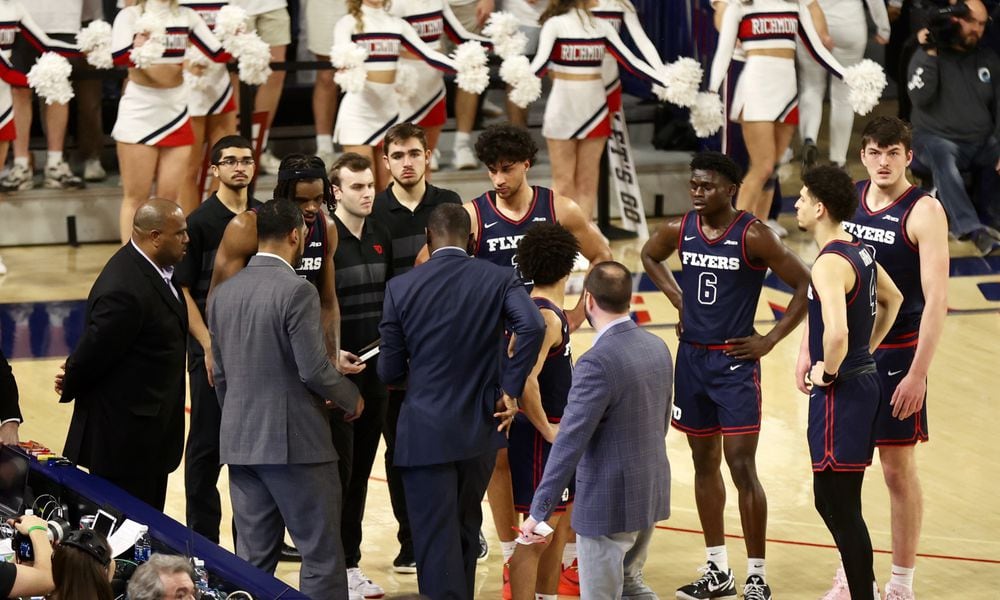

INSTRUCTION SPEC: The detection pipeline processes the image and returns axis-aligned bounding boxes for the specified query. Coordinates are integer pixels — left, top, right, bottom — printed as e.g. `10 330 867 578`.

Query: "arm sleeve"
187 8 232 62
498 276 546 398
16 4 82 57
207 299 227 406
528 19 559 77
864 0 891 41
287 282 357 411
621 5 665 71
333 15 353 46
377 284 409 385
708 0 740 92
400 21 457 72
602 20 666 87
905 48 939 108
61 290 143 402
442 3 491 46
797 0 848 79
0 351 21 423
111 7 137 67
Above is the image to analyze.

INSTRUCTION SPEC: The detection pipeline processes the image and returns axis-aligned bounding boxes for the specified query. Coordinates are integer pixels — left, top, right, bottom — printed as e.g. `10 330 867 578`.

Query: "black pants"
384 388 414 557
814 469 875 600
106 472 169 512
184 350 223 543
341 367 388 568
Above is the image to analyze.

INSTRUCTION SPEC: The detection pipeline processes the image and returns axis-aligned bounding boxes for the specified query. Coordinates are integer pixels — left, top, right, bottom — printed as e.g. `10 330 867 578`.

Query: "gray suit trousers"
229 462 348 600
577 526 658 600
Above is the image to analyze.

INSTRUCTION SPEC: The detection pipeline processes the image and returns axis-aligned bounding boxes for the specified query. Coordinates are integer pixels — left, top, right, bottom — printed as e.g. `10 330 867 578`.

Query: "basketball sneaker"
477 529 489 562
819 567 850 600
44 161 85 190
0 163 33 191
676 562 736 599
392 551 417 574
558 558 580 596
801 138 819 172
346 567 384 599
884 582 915 600
83 158 106 182
743 575 771 600
453 144 477 170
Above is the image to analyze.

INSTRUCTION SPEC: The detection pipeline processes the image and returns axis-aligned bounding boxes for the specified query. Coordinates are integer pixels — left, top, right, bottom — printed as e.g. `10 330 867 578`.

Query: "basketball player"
174 135 261 545
640 151 810 600
816 117 948 600
373 122 462 573
507 223 579 600
794 165 902 600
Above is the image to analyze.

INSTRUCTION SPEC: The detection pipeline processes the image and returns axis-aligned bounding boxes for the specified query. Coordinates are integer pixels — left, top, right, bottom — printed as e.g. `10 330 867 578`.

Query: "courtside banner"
607 109 649 239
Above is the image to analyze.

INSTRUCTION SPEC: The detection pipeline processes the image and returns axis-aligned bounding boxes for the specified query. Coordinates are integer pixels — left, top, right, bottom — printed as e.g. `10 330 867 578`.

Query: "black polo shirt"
333 214 394 354
174 193 263 317
371 181 462 276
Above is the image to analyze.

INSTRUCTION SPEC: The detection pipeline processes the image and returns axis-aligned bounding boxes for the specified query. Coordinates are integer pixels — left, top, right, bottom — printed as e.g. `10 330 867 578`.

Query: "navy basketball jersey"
807 237 878 373
678 210 767 345
844 181 925 344
251 207 328 286
471 186 557 270
533 297 572 419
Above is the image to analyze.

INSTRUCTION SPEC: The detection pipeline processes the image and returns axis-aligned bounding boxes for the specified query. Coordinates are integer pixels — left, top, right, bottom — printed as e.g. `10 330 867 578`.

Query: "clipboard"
357 338 380 362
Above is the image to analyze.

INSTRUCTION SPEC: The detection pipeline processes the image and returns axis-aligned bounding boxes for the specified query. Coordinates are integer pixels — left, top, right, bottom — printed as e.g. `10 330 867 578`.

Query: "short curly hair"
690 151 743 186
474 124 538 167
802 165 857 223
516 223 580 287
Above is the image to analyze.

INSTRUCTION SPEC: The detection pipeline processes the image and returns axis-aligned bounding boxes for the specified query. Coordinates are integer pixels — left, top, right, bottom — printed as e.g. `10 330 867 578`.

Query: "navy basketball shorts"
873 344 930 446
672 342 762 436
808 370 881 472
508 412 573 514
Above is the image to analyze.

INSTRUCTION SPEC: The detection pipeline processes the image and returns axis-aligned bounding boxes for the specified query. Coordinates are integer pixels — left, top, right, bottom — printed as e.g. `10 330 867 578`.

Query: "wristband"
822 371 837 384
27 525 47 535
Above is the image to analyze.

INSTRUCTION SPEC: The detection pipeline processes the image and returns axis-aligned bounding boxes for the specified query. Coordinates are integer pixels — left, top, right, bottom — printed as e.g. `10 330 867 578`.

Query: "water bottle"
133 526 151 564
193 558 210 591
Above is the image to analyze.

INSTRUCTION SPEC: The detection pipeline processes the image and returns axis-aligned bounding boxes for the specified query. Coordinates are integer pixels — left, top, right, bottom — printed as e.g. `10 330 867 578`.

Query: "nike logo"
484 222 498 229
888 369 904 376
532 217 547 222
684 235 696 241
723 240 738 246
729 363 741 371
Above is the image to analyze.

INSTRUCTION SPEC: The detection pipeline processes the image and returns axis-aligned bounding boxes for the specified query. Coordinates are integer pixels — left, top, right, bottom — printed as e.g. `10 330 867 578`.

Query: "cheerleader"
0 0 79 190
111 0 231 243
333 0 464 190
797 0 889 168
522 0 667 221
179 0 237 214
592 0 665 112
708 0 855 220
389 0 490 170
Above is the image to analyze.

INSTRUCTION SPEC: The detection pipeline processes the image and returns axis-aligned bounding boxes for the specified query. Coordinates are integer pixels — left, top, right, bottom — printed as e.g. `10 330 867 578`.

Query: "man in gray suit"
520 262 673 600
209 199 361 600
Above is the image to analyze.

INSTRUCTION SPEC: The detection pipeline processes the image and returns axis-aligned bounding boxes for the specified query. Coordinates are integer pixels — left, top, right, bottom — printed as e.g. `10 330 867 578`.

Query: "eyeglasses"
216 157 255 167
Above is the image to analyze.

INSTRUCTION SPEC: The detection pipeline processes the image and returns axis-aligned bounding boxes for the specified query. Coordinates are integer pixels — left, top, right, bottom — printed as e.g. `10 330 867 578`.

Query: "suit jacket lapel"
126 244 187 325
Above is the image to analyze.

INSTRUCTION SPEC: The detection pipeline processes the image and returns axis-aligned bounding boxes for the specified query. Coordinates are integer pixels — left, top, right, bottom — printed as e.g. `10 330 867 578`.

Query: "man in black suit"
378 203 545 600
0 350 21 445
56 198 189 511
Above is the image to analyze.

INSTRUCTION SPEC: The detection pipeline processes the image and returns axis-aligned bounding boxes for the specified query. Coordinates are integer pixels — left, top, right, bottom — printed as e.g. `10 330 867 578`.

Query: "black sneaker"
392 552 417 574
676 561 737 599
801 139 819 173
743 575 772 600
477 529 488 562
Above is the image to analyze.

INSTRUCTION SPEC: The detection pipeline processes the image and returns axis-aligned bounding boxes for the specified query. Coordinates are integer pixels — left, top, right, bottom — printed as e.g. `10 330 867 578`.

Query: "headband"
276 168 327 182
61 530 112 566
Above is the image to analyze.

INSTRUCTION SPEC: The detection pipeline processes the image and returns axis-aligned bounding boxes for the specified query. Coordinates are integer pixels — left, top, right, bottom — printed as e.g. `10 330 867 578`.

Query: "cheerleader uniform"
0 0 80 141
111 1 230 146
709 0 849 124
181 0 236 117
593 0 665 112
332 4 458 147
528 9 665 140
389 0 489 127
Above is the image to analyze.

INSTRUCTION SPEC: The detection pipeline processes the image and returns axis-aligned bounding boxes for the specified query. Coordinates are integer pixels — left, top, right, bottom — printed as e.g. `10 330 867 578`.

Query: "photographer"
0 514 55 598
49 529 114 600
907 0 1000 255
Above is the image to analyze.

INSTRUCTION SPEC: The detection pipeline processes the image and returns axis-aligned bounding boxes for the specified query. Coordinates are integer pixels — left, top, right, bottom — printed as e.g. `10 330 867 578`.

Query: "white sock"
706 545 728 573
889 565 914 590
501 540 517 563
14 157 29 168
315 134 333 154
561 542 576 569
47 151 63 166
536 595 557 600
454 131 471 149
747 557 765 579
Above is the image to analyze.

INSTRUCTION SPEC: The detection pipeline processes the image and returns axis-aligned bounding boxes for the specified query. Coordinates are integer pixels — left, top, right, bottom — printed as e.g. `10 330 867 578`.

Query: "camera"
3 515 71 563
918 0 972 48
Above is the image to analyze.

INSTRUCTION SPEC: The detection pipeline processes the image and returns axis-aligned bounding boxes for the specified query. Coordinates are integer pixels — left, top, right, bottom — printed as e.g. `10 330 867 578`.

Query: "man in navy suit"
378 203 545 600
520 262 673 600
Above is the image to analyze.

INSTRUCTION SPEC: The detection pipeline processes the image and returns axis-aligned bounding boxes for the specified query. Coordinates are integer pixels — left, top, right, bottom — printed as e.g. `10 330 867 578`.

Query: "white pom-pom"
452 41 489 94
183 49 212 91
330 42 369 94
78 20 113 69
395 63 418 100
658 57 703 108
842 58 887 116
225 32 272 85
483 11 526 60
214 5 248 42
499 56 540 108
132 12 168 68
689 92 725 138
28 53 74 105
